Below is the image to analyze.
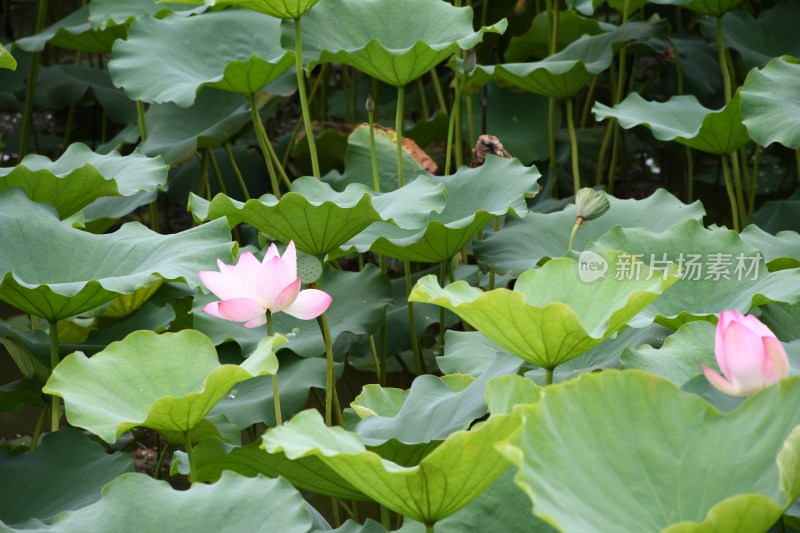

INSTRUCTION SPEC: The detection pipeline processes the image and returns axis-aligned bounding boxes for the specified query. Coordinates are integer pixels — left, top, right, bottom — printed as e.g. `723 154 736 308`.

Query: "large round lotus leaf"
139 89 254 164
283 0 507 87
710 3 800 70
0 429 132 527
751 189 800 235
501 371 800 532
161 0 321 19
195 264 393 358
174 437 367 500
0 44 15 71
89 0 207 30
353 356 520 446
13 6 124 54
190 176 446 257
43 331 284 443
436 330 523 377
341 156 540 263
0 143 166 219
741 56 800 150
588 219 800 328
6 471 313 533
593 92 750 155
740 225 800 271
410 251 676 369
0 189 234 321
474 189 704 277
505 11 603 62
264 406 519 524
109 11 295 107
484 19 668 99
622 320 800 386
35 65 136 125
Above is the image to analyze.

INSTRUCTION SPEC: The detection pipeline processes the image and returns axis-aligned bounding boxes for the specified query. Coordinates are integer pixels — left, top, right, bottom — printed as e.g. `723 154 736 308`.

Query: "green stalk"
380 505 391 530
465 95 476 148
48 320 60 432
263 133 292 190
208 148 228 196
545 368 555 386
136 100 148 142
595 120 614 186
425 523 435 533
404 259 425 376
454 88 463 169
439 262 447 354
18 0 48 158
154 442 169 480
294 18 320 178
566 98 580 195
686 147 694 202
567 217 582 252
249 93 282 199
416 77 429 119
430 67 448 113
266 312 282 426
368 101 380 191
579 76 598 129
548 97 558 192
749 146 761 216
368 335 381 383
444 78 463 175
721 155 740 231
282 66 325 167
224 143 251 200
29 404 47 453
603 0 631 193
318 313 336 426
183 432 194 483
395 85 406 187
715 17 732 103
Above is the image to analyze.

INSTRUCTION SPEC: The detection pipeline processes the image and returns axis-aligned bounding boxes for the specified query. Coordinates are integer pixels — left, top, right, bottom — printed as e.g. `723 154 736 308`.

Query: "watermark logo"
578 250 608 282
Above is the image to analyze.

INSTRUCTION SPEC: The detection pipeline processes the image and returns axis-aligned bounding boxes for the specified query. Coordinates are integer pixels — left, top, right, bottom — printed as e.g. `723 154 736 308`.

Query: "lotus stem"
721 155 740 231
445 76 463 175
405 259 426 376
686 147 694 202
368 102 380 192
368 335 381 384
545 367 555 385
430 67 448 113
248 93 282 199
548 99 558 194
379 505 391 530
154 442 169 480
266 311 282 426
208 148 228 196
416 77 429 119
439 262 447 354
566 98 581 195
715 17 732 104
395 85 406 187
183 431 194 483
18 0 48 158
425 522 435 533
282 66 326 168
264 133 293 190
294 18 321 178
47 320 60 432
730 151 746 229
749 146 760 216
136 100 148 142
224 143 251 201
318 313 336 426
28 403 47 453
568 217 582 252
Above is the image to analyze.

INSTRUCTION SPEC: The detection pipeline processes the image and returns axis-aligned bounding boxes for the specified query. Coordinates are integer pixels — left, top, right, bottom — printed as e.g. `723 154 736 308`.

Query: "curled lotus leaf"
160 0 321 19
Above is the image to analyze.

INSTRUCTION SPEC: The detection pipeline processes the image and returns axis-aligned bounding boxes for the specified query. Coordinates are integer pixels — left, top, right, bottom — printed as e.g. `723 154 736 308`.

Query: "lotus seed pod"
296 253 324 284
575 188 610 221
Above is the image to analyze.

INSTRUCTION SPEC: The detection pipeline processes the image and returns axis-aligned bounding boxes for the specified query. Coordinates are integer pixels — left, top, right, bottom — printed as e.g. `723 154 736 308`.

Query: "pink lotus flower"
199 241 332 328
702 310 790 397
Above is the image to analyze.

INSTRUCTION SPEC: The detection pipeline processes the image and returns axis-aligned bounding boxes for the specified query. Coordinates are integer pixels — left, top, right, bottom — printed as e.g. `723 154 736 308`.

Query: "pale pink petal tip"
282 289 332 320
702 365 743 397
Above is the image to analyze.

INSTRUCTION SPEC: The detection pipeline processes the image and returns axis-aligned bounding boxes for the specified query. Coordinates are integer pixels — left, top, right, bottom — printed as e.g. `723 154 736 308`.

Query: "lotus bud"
463 49 477 76
702 310 790 397
575 188 610 223
366 94 375 114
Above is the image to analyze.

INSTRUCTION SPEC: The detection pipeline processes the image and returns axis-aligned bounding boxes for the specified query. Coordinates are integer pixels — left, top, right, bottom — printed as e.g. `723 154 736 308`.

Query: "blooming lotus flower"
701 310 790 397
199 241 332 328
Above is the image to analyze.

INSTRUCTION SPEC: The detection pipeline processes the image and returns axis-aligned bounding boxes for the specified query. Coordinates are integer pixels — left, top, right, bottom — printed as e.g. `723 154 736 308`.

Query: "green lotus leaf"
161 0 321 19
740 225 800 271
195 265 393 357
353 356 520 446
0 43 15 71
505 11 603 62
173 437 367 500
0 376 43 413
483 19 669 99
3 471 313 532
264 407 519 524
474 189 704 277
137 89 255 164
760 300 800 342
593 91 750 155
410 251 676 369
0 143 166 219
43 330 283 443
682 0 743 16
0 429 132 527
341 156 540 263
35 65 136 125
622 320 800 387
0 189 234 321
324 125 426 192
436 330 523 377
190 175 446 257
89 0 207 30
751 189 800 235
109 11 295 107
399 468 558 533
711 3 800 69
13 6 125 54
501 371 800 532
284 0 507 87
485 375 542 416
588 219 800 327
741 56 800 149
